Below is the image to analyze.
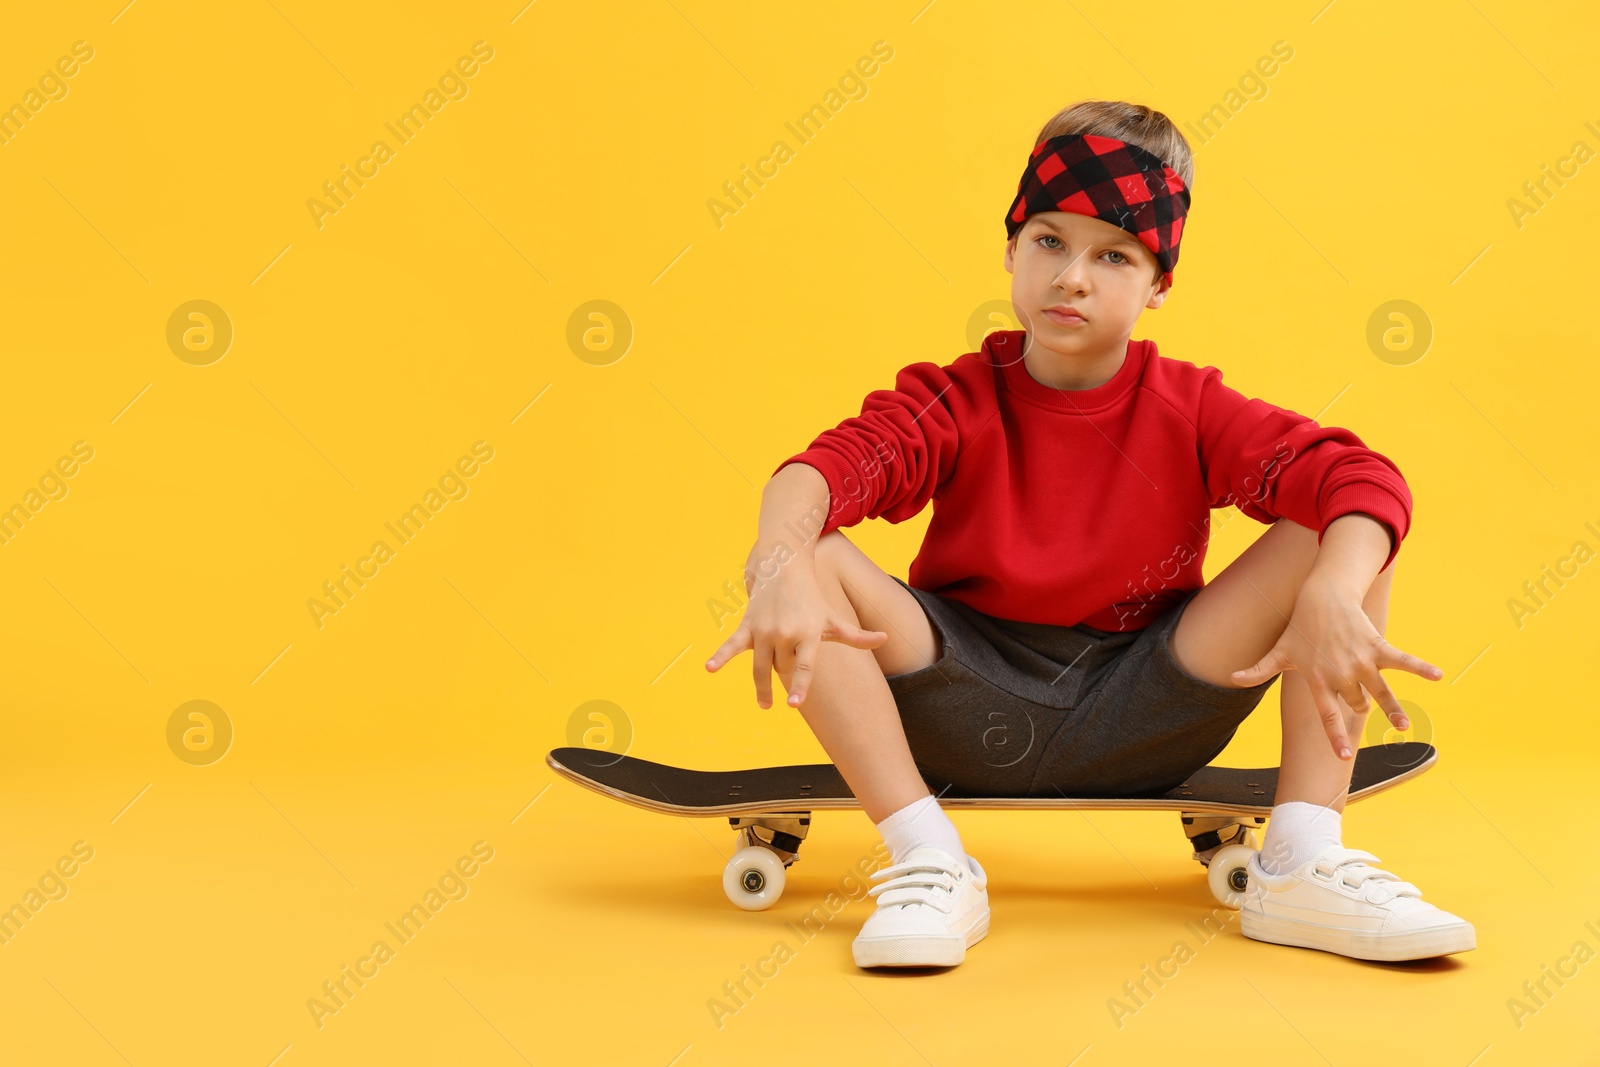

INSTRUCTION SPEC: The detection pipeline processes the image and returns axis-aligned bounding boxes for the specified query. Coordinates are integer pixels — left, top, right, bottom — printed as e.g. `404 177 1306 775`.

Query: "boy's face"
1004 211 1170 357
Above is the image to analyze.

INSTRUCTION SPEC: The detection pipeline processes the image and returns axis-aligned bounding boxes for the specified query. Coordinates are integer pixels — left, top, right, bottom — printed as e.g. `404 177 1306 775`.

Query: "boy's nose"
1052 256 1092 289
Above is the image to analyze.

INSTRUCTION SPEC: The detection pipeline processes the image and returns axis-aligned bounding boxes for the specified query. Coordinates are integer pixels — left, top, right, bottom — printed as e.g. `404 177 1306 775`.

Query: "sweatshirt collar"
986 329 1148 413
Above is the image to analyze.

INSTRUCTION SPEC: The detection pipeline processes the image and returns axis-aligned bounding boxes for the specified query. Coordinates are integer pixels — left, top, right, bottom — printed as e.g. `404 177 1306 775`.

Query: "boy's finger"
1379 641 1444 681
832 625 888 649
752 643 774 709
1365 675 1410 729
1313 681 1354 760
787 639 819 706
705 627 752 672
1231 646 1285 686
772 642 795 699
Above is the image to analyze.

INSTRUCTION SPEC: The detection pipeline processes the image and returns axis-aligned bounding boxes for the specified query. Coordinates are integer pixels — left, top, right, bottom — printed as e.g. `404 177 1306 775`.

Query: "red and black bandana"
1004 132 1190 286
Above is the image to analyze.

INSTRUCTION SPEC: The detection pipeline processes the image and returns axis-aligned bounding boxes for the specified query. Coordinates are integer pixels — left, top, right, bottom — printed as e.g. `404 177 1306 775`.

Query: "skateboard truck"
1181 813 1266 873
727 814 810 864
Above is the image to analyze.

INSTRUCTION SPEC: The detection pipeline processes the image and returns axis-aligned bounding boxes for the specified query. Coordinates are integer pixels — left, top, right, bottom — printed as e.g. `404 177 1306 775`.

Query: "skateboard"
546 741 1437 911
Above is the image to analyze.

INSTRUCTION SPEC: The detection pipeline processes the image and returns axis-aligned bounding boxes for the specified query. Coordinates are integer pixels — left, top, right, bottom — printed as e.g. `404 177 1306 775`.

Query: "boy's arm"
708 461 890 709
772 360 966 537
706 360 962 709
1194 366 1412 572
754 462 830 569
1307 512 1392 597
1231 506 1443 759
1198 367 1436 761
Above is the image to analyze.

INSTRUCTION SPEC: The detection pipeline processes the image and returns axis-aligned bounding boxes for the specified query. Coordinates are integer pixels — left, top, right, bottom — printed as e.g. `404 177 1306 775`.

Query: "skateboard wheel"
1206 843 1256 909
723 846 787 911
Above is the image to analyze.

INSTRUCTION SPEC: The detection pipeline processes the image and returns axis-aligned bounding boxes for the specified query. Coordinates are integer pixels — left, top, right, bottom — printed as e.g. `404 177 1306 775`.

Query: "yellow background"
1 1 1596 1063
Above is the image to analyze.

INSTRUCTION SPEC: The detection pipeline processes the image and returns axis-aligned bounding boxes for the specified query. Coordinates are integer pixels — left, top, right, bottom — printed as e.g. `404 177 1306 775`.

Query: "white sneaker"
1241 844 1476 961
852 845 990 968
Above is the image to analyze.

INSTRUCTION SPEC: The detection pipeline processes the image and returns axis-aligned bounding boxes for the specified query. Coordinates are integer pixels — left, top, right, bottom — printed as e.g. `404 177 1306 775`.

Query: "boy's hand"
704 558 887 709
1229 575 1443 761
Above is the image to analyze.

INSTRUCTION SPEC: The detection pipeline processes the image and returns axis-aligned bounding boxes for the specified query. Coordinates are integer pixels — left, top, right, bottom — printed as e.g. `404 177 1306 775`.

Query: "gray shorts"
883 576 1281 798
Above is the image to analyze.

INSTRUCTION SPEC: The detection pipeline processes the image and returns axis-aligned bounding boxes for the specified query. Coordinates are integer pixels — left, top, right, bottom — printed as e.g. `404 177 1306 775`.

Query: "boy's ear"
1003 237 1016 273
1145 273 1171 310
1145 275 1171 308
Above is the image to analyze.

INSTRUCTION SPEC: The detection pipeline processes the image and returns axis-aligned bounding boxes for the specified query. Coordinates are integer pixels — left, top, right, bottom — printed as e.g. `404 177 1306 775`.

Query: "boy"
705 100 1475 969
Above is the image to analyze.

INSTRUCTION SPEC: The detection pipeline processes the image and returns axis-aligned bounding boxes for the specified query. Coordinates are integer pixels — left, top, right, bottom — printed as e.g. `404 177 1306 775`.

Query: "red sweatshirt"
773 329 1412 632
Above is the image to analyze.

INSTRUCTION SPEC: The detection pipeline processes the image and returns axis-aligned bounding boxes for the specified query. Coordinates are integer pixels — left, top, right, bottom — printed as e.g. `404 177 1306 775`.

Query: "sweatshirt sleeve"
771 360 964 536
1195 366 1413 572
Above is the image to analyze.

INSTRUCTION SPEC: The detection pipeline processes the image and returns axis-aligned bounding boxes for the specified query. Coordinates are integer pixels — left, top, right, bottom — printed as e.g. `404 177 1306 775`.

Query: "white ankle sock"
1258 801 1343 876
874 793 967 867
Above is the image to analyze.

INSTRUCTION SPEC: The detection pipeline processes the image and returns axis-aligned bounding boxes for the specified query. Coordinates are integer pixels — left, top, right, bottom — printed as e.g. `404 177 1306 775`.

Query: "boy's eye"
1034 234 1129 265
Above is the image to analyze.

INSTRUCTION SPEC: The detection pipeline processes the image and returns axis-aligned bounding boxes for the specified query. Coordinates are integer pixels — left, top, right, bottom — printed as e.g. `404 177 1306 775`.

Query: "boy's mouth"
1043 306 1087 326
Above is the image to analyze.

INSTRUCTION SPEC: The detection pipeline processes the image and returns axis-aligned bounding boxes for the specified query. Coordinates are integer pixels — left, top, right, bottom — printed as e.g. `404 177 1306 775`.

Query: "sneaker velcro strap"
874 883 956 911
868 871 957 895
1311 848 1423 900
869 858 960 883
868 869 959 904
1312 847 1382 878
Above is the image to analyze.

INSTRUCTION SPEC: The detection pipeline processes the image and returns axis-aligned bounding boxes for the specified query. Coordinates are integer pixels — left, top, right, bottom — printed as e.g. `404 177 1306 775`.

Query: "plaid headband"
1004 132 1190 286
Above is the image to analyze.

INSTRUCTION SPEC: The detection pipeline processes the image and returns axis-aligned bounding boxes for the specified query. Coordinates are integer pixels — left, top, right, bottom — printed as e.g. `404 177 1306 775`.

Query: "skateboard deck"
547 742 1438 910
546 741 1437 817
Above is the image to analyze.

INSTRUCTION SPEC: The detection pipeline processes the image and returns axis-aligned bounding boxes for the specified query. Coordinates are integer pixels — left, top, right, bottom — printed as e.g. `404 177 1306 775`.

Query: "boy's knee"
812 530 853 579
810 533 875 624
1362 563 1394 628
814 528 851 556
807 534 849 592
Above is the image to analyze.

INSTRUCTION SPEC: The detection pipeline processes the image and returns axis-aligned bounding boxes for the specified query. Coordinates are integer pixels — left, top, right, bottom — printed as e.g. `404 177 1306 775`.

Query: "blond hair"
1033 100 1193 193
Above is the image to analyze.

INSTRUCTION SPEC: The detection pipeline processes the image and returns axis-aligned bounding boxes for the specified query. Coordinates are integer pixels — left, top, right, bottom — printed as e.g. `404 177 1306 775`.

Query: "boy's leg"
789 531 944 823
800 534 991 971
1166 518 1397 811
1121 520 1470 959
1274 564 1392 814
